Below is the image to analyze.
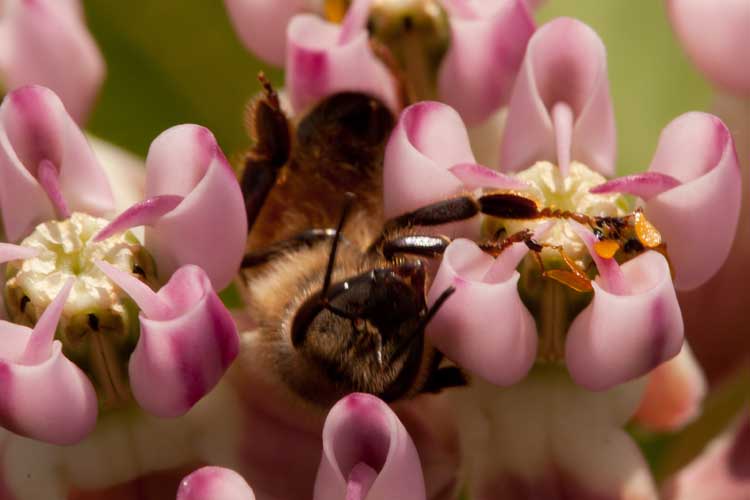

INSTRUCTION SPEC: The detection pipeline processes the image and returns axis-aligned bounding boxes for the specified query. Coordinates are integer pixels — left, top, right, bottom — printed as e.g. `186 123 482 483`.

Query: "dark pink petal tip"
100 263 239 417
177 466 256 500
0 85 113 242
286 12 400 116
426 239 537 386
590 172 682 200
143 124 247 290
383 102 475 232
0 280 98 444
438 0 535 124
314 393 426 500
500 17 616 176
645 112 742 290
566 251 684 391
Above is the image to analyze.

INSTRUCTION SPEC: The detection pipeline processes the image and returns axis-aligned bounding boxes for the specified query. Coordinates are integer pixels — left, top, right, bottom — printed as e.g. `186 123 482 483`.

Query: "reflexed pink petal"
0 0 105 123
177 466 256 500
634 344 707 432
0 86 113 242
142 125 247 290
104 265 239 417
426 239 537 386
223 0 305 66
314 393 426 500
383 102 472 223
0 243 37 263
461 369 658 500
645 112 741 290
590 172 682 200
667 0 750 96
566 251 684 390
500 18 616 176
0 280 98 444
438 0 534 125
286 13 400 115
664 411 750 500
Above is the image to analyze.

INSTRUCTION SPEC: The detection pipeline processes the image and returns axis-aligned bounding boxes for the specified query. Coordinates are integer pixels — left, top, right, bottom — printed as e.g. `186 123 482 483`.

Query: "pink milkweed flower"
663 409 750 500
666 0 750 97
225 0 535 127
383 18 742 498
0 85 245 497
385 16 741 392
0 0 105 124
178 393 428 500
453 369 659 500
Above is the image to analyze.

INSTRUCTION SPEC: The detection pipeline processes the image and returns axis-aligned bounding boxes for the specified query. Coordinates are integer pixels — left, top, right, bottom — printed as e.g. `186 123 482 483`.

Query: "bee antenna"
322 192 356 298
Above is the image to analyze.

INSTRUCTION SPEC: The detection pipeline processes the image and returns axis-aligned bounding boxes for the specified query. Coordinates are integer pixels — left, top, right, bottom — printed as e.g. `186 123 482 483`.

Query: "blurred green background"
83 0 712 174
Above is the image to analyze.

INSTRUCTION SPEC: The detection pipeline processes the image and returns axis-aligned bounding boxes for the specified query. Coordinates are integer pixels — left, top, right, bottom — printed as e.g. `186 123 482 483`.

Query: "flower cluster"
0 0 747 499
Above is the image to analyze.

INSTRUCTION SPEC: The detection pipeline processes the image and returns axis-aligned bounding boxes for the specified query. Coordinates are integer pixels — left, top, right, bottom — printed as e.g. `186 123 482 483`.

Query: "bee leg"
381 235 452 260
242 73 292 233
420 366 468 393
383 196 481 233
241 228 341 268
420 351 467 394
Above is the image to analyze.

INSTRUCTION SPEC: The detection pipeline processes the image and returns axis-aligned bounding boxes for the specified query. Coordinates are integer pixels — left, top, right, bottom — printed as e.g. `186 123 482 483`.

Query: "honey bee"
236 76 667 409
237 78 465 408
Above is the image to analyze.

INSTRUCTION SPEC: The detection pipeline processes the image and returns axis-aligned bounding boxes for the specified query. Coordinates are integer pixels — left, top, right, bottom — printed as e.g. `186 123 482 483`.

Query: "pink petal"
667 0 750 96
0 0 105 123
94 195 184 242
590 172 682 200
0 243 37 263
286 13 400 115
634 343 707 432
500 18 616 176
425 239 537 386
438 0 535 125
177 466 256 500
448 163 529 191
382 102 473 224
645 112 741 290
314 393 426 500
0 86 114 242
0 280 98 444
663 411 750 500
104 264 239 417
142 125 247 290
566 251 684 390
223 0 305 67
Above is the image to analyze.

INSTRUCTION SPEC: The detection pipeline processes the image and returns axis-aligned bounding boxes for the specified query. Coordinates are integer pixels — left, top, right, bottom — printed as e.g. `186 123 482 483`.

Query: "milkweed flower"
224 0 535 167
383 17 741 498
666 0 750 97
0 85 246 497
663 410 750 500
178 393 427 500
0 0 105 123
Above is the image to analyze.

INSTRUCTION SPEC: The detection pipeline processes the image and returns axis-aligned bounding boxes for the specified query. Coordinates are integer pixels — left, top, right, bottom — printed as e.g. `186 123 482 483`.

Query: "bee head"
290 261 431 399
